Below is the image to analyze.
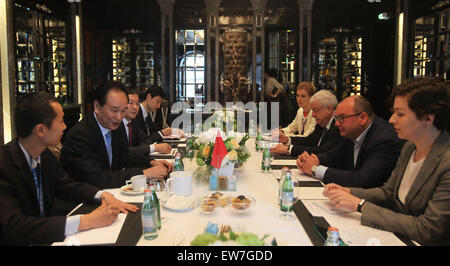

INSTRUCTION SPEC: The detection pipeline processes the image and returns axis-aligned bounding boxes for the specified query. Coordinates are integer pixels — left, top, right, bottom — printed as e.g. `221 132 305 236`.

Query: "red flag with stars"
211 131 228 169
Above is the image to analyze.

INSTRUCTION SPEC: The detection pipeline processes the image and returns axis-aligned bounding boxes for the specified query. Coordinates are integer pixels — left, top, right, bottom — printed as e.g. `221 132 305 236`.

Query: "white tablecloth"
103 138 405 246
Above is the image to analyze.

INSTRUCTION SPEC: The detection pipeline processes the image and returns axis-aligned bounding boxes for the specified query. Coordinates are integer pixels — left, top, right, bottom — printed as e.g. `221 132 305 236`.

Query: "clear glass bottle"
141 189 159 240
280 170 294 213
324 227 340 246
255 128 262 151
278 167 289 207
150 184 161 230
173 152 184 171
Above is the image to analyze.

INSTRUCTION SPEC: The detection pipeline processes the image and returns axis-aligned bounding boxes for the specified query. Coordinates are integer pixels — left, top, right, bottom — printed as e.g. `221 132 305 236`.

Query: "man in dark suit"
297 95 405 188
134 85 172 141
60 81 170 189
271 90 342 157
121 89 172 162
0 92 137 245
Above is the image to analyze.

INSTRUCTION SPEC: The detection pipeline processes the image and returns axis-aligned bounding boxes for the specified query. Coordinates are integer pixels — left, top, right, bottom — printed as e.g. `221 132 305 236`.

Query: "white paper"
52 213 127 246
271 160 297 166
313 200 354 215
291 169 321 182
150 149 177 157
295 187 328 200
302 200 405 246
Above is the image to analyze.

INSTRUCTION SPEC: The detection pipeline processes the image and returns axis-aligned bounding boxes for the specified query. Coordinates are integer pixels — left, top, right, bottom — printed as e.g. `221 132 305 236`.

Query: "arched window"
176 30 205 102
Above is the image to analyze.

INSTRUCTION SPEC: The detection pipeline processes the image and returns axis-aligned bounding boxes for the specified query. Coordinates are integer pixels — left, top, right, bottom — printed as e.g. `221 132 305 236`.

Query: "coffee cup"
125 175 147 192
166 171 193 197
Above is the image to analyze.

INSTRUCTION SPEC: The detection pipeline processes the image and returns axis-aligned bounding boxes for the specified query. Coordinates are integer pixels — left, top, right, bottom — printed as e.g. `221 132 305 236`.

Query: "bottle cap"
328 227 339 232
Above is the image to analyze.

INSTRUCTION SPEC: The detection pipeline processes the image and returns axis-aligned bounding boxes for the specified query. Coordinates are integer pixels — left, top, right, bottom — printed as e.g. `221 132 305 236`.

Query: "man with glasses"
297 95 405 188
271 90 342 157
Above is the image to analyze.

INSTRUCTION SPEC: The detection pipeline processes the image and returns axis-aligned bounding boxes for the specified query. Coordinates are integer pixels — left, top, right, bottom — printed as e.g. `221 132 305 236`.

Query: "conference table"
58 138 411 246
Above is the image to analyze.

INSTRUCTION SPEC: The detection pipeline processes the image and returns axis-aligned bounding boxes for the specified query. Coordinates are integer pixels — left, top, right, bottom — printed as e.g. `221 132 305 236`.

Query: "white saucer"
120 185 145 196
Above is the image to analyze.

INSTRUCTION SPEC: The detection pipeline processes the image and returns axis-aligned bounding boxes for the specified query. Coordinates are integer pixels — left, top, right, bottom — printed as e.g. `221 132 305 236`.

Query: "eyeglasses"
335 112 362 123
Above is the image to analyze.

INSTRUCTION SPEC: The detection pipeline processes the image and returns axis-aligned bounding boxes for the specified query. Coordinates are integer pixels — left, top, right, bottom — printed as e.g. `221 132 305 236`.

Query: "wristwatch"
357 199 366 213
311 165 317 176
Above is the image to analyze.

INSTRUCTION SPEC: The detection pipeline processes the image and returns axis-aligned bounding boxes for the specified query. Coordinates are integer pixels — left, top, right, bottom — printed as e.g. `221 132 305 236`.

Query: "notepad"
271 160 298 166
295 187 328 200
52 213 127 246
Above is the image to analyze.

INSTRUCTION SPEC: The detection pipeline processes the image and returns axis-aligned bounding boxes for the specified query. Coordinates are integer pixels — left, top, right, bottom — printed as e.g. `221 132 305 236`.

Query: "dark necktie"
32 163 45 217
127 122 133 147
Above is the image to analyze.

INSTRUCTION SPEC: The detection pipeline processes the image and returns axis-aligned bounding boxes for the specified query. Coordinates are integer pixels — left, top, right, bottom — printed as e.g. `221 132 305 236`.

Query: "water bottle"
261 142 270 171
150 184 161 230
141 189 159 240
280 171 294 212
173 152 184 171
324 227 340 246
255 129 262 151
278 167 289 207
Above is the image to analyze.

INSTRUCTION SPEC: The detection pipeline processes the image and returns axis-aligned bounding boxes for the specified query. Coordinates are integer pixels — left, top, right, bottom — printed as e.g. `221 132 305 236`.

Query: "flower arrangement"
190 230 277 246
186 128 250 183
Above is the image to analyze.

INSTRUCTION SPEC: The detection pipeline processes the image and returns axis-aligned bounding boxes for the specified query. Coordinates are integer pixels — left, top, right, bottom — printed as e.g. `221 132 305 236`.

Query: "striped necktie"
32 163 45 217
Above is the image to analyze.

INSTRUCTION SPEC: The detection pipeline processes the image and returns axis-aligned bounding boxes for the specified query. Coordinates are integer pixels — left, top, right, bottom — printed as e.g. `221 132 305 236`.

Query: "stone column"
1 0 16 140
298 0 314 81
394 0 410 85
158 0 175 105
250 0 267 102
70 1 84 114
204 0 222 103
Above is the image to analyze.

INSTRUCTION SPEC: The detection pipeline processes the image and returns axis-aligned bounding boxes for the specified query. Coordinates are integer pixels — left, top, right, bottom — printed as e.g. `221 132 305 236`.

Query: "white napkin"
165 195 195 210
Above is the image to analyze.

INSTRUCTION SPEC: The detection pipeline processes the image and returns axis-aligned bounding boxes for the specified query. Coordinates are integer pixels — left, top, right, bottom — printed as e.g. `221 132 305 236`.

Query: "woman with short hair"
323 77 450 245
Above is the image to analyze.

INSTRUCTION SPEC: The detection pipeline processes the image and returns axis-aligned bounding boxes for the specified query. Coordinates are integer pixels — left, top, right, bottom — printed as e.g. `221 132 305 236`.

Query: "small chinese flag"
211 131 228 169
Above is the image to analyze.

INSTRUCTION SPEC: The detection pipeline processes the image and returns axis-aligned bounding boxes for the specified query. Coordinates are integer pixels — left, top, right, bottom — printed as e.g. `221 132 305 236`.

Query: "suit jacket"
119 120 155 157
317 116 405 188
0 139 99 245
351 131 450 245
281 108 316 137
134 107 163 142
60 113 151 189
289 118 342 157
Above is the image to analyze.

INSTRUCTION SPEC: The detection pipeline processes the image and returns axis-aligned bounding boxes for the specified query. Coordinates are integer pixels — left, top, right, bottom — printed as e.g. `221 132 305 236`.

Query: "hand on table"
324 185 360 212
271 144 289 155
296 152 319 175
152 159 174 173
161 127 172 136
78 198 120 231
155 143 172 154
144 164 168 179
101 192 139 214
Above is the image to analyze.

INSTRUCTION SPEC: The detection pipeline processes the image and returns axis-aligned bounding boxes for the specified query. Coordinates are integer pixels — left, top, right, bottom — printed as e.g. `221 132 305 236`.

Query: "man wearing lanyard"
121 89 172 171
297 95 405 188
0 92 138 245
271 90 341 157
135 85 172 141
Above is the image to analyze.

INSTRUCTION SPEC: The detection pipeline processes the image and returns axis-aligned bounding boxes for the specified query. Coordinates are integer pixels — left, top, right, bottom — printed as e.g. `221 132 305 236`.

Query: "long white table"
65 138 406 246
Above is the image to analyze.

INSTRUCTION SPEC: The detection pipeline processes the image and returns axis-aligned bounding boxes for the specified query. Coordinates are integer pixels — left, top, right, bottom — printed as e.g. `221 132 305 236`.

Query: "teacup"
125 175 147 192
166 171 193 197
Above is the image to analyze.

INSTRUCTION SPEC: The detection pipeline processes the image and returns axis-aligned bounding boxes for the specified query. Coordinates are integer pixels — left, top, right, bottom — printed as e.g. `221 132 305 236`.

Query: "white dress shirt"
398 151 425 205
314 122 372 180
18 142 103 236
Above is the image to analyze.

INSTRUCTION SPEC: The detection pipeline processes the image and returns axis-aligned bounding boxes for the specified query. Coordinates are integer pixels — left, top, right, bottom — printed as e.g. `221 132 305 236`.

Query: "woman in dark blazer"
323 77 450 245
